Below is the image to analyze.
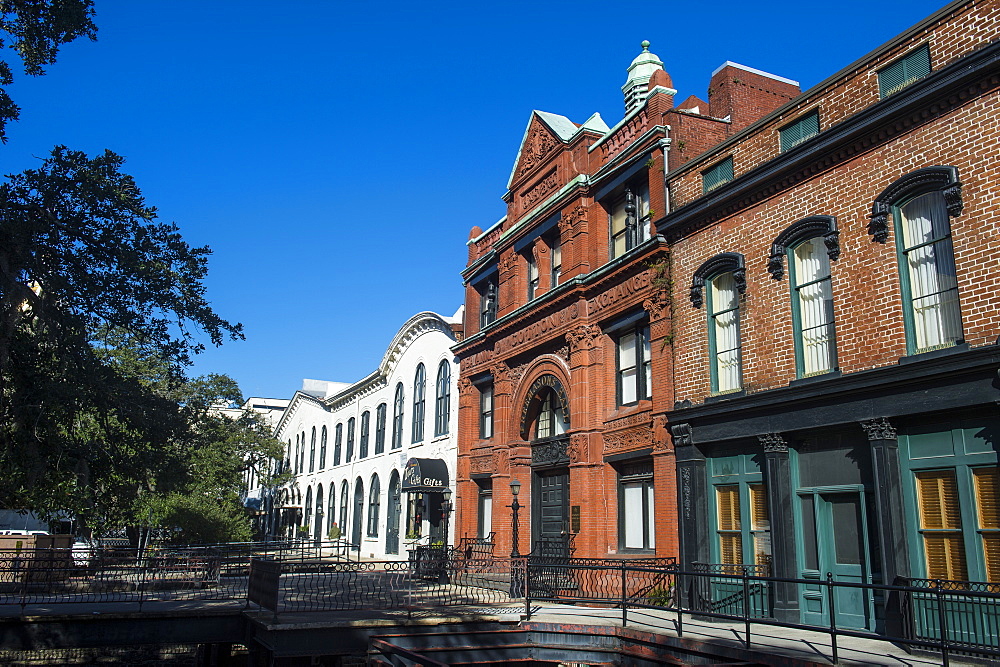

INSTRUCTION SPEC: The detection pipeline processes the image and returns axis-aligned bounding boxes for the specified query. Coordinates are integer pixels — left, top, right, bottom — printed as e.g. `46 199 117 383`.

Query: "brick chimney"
708 62 800 134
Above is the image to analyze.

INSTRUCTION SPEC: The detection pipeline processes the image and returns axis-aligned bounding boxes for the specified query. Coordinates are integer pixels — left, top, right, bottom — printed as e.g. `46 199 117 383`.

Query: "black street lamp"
441 489 453 547
509 479 521 558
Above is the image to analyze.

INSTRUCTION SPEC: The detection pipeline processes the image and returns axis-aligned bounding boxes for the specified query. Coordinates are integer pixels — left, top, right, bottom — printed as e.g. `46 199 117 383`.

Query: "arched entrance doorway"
521 374 571 555
351 477 364 549
314 484 324 541
386 470 401 554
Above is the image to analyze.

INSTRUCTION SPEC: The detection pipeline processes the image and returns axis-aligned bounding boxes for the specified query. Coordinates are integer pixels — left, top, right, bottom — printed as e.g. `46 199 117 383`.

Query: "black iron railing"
521 561 1000 665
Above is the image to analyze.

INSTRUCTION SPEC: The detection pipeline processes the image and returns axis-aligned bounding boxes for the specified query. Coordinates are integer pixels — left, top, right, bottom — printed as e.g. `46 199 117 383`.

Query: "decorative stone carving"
603 426 652 453
520 169 559 210
680 467 693 519
493 448 509 474
560 205 586 234
492 362 511 394
457 377 474 397
652 415 670 451
767 216 840 280
515 125 559 180
498 251 517 276
509 362 528 387
861 418 897 441
532 437 569 466
758 433 788 453
567 325 600 353
670 422 693 447
471 454 493 474
568 433 588 463
555 345 570 365
690 253 746 308
643 290 670 321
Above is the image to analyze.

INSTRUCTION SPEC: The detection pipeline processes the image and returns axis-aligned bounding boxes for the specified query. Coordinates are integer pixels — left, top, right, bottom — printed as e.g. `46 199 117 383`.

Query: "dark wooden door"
351 480 364 549
534 470 569 548
386 474 401 554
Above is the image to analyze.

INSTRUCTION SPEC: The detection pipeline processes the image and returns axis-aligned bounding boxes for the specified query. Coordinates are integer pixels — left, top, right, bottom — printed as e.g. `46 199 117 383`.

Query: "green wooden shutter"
879 44 931 98
703 157 734 193
780 110 820 152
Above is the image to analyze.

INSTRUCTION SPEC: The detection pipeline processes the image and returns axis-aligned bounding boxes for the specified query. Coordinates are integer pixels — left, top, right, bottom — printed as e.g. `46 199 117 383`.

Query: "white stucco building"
273 309 462 559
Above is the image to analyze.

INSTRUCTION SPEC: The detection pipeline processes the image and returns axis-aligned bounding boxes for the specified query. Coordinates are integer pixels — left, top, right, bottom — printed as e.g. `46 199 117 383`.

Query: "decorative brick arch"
511 356 571 441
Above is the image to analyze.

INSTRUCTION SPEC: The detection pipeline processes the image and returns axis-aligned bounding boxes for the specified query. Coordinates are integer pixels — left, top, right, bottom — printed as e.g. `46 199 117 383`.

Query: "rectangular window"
897 191 963 354
703 157 734 193
479 382 494 439
790 237 837 376
526 252 539 300
609 183 651 259
749 483 771 569
346 417 355 463
550 236 562 286
708 272 742 393
477 481 493 539
779 109 820 152
617 325 652 405
973 467 999 582
375 403 386 454
479 278 497 328
879 44 931 99
717 485 743 566
915 469 968 581
619 460 654 551
359 411 370 459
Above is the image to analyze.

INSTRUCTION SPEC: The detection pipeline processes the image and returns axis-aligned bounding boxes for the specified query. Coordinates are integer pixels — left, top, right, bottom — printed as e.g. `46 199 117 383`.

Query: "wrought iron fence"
521 561 1000 665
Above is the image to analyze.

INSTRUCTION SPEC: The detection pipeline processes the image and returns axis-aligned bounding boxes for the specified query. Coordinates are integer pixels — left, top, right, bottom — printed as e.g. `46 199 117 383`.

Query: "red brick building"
455 1 1000 636
453 42 799 561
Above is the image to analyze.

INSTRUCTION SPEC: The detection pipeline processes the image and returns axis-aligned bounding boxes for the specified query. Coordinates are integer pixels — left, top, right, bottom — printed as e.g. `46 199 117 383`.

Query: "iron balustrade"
3 547 999 665
520 560 1000 665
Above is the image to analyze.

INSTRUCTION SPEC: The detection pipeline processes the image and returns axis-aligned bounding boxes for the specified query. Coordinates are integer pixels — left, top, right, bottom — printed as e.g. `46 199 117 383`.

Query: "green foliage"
646 584 674 607
0 1 97 142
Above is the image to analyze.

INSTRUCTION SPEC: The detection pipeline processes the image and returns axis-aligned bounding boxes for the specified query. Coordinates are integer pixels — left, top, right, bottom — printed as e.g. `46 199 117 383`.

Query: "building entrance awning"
402 458 450 493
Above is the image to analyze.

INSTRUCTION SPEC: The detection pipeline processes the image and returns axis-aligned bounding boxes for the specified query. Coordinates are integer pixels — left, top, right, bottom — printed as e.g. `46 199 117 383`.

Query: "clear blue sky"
2 0 949 400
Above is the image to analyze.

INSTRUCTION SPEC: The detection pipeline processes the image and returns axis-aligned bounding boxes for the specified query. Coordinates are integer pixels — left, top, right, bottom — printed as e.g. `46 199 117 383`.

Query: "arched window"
293 434 300 474
328 486 336 538
300 431 306 472
285 440 291 474
375 403 387 454
392 383 404 449
871 167 964 354
412 364 426 443
359 411 370 458
346 417 356 462
334 423 343 466
434 360 451 436
691 253 746 395
309 426 316 472
315 484 324 538
535 389 566 439
367 474 381 537
339 480 349 539
769 216 840 378
319 426 328 469
304 486 313 532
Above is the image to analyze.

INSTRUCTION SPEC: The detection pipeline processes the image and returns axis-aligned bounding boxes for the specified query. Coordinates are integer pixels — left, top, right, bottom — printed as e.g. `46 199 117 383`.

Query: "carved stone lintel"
670 422 693 448
470 454 493 474
602 427 651 454
869 166 962 244
759 433 788 453
861 418 897 441
690 253 746 308
567 324 600 354
532 437 569 466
